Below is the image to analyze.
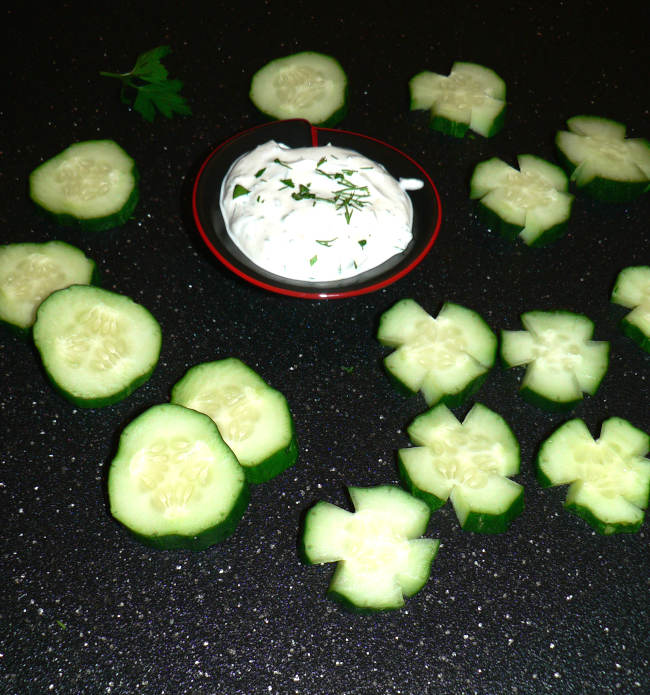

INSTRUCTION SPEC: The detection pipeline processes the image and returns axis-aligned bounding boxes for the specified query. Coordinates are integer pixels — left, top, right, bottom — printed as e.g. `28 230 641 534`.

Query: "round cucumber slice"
29 140 139 231
171 357 298 483
249 51 347 126
108 404 249 550
301 485 439 612
398 403 523 533
0 241 98 333
33 285 161 407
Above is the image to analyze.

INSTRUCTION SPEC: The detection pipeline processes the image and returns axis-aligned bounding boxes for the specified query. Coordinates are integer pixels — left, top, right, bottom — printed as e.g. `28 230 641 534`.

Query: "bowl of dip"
193 119 442 299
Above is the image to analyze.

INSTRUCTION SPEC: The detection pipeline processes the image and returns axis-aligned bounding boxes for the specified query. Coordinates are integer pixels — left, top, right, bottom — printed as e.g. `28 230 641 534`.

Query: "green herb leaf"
233 184 250 198
309 255 318 266
358 239 367 248
100 46 192 122
274 158 292 169
316 238 337 246
279 178 295 189
255 168 266 178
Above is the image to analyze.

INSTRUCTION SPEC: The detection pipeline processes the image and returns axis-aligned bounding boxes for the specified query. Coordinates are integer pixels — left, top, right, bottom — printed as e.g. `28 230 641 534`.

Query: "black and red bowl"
193 119 442 299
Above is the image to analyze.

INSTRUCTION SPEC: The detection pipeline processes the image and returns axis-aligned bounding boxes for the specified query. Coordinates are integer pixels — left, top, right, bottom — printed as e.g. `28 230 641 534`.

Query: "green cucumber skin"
32 182 140 232
620 317 650 354
244 430 299 484
326 545 439 615
383 362 491 409
555 146 648 203
117 484 250 550
460 489 524 534
475 200 570 248
539 451 644 534
40 360 159 409
398 453 524 534
397 454 447 512
517 385 583 413
564 499 642 535
429 106 505 139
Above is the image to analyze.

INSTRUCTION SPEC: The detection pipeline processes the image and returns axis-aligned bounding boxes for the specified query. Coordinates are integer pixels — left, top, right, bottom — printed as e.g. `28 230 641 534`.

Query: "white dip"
220 140 417 281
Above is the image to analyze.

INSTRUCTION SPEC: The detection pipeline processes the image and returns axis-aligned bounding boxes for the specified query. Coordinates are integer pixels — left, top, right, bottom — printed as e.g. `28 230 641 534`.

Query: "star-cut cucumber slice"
611 265 650 353
537 417 650 534
300 485 439 612
500 310 609 411
555 115 650 202
398 403 523 533
378 298 496 408
470 154 574 246
409 62 506 138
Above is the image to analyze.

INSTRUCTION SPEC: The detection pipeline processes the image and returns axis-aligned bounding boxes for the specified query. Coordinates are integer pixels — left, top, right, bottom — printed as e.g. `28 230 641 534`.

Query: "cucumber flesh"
249 51 347 126
501 310 609 410
537 417 650 534
409 62 506 138
301 485 439 612
108 403 249 549
32 285 161 407
29 140 139 231
378 298 496 407
0 241 97 331
470 154 574 246
170 358 298 483
611 265 650 353
399 403 523 533
555 116 650 202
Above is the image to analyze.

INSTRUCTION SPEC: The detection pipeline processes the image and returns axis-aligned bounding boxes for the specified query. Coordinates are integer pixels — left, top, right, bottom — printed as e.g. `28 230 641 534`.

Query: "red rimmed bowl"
193 119 442 299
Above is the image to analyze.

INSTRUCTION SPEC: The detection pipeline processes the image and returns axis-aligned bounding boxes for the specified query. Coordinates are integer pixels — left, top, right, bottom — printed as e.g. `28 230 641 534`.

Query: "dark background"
1 2 648 694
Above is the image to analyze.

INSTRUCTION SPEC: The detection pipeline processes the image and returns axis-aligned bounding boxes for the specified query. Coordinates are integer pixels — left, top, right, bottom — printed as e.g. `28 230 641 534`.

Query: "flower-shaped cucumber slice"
500 310 609 411
470 154 574 246
409 61 506 138
537 417 650 534
398 403 523 533
555 115 650 202
300 485 439 612
378 299 497 408
611 265 650 353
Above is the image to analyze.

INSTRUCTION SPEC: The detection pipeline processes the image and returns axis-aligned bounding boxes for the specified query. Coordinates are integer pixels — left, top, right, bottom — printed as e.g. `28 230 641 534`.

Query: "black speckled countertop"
1 2 648 694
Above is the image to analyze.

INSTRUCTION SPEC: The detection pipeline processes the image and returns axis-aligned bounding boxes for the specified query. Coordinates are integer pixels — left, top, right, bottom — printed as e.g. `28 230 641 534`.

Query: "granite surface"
1 2 648 694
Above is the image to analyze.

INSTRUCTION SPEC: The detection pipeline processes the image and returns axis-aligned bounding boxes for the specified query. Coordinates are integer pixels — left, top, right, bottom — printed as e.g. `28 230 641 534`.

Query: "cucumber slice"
300 485 439 612
537 417 650 534
249 51 347 126
170 358 298 483
0 241 97 333
501 310 609 411
378 298 497 407
611 265 650 353
470 154 574 246
108 403 249 549
33 285 161 408
29 140 139 231
409 62 506 138
555 116 650 202
398 403 523 533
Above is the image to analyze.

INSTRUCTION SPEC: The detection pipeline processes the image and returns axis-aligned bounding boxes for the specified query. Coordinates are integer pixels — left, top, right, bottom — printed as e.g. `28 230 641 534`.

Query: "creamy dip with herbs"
220 140 418 282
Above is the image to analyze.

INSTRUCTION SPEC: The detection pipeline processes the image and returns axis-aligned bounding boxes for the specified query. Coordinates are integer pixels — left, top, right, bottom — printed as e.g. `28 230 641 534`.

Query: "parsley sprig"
100 46 192 122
